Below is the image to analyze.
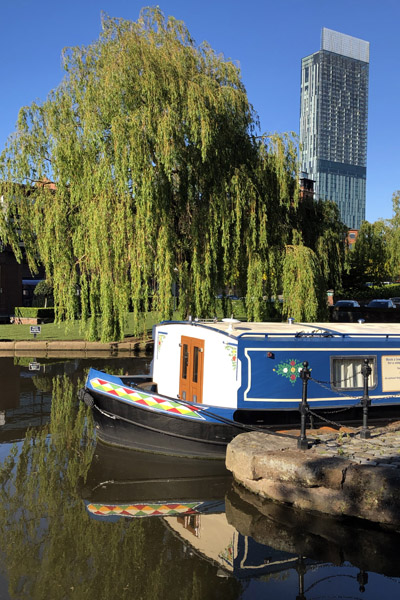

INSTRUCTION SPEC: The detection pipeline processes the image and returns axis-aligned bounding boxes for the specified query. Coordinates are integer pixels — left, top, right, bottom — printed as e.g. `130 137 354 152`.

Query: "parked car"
333 300 360 308
390 297 400 307
215 294 240 300
367 299 397 309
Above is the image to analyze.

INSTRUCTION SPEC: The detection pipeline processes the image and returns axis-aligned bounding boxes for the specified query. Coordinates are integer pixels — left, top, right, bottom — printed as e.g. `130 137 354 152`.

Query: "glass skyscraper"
299 28 369 229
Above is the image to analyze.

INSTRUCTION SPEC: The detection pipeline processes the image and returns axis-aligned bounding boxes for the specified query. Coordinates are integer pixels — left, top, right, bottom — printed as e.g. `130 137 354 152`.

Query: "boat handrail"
157 320 400 340
237 331 400 340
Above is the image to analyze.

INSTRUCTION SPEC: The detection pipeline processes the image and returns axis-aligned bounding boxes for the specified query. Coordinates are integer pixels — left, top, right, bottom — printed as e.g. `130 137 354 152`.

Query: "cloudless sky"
1 0 399 223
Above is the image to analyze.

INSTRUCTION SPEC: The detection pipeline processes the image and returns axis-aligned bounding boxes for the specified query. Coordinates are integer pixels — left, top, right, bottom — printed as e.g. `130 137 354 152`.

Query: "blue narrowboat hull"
236 332 400 409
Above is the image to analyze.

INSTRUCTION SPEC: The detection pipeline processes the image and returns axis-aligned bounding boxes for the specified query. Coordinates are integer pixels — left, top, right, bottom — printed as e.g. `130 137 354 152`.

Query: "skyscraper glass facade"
300 28 369 229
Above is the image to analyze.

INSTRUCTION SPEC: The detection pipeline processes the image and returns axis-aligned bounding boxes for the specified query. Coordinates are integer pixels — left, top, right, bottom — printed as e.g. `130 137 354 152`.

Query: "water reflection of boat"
80 441 232 518
226 481 400 578
163 510 302 579
80 442 304 579
81 443 400 587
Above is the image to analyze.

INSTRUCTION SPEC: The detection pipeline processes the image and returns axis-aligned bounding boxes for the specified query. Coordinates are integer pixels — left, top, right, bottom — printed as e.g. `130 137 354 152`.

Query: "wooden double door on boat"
179 336 204 403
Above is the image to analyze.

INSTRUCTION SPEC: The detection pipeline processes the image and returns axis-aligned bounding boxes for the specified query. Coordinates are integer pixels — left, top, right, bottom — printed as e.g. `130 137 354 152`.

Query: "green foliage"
33 279 54 307
282 245 328 321
0 7 259 340
386 191 400 280
345 220 391 287
0 7 347 338
338 283 400 302
294 198 347 291
14 307 55 318
0 374 241 600
34 280 53 297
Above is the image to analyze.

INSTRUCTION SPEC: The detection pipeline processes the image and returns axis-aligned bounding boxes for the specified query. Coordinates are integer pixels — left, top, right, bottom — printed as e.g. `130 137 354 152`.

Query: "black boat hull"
86 388 244 458
80 441 232 504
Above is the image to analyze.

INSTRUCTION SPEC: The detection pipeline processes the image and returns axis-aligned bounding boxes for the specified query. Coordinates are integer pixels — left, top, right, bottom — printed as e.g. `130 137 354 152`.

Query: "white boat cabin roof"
187 320 400 338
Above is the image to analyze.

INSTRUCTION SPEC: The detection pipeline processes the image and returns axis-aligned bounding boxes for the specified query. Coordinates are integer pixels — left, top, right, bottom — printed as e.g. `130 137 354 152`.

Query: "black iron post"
357 569 368 593
360 358 371 440
298 361 311 450
296 555 307 600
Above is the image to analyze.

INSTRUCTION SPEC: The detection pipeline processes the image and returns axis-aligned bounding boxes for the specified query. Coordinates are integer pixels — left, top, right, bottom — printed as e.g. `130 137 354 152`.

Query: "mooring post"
357 570 368 593
298 361 311 450
360 358 371 439
296 555 307 600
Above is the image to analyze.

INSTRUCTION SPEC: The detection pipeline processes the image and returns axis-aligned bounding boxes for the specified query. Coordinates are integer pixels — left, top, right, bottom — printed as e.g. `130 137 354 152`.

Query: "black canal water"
0 354 399 599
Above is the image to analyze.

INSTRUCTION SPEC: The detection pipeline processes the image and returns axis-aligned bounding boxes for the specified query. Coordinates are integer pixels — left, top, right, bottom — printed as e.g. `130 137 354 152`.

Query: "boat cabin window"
331 356 377 390
181 344 189 381
193 346 201 383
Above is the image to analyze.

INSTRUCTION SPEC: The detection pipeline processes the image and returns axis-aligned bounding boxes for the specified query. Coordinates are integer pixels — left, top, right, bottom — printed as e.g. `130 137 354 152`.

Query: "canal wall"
0 338 154 357
226 424 400 531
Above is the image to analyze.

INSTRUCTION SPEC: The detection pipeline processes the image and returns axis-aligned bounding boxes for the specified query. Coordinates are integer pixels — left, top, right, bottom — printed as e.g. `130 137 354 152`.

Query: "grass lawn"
0 301 248 341
0 312 162 341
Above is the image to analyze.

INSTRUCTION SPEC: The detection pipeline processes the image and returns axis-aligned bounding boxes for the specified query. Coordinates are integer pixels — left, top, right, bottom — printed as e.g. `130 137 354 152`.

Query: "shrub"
33 280 54 308
14 307 55 319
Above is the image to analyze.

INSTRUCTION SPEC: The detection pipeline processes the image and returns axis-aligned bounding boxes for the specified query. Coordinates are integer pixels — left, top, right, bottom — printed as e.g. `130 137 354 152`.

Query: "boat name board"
382 355 400 392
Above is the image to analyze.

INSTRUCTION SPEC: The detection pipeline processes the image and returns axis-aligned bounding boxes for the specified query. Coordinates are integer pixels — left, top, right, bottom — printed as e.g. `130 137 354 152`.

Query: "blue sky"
1 0 399 223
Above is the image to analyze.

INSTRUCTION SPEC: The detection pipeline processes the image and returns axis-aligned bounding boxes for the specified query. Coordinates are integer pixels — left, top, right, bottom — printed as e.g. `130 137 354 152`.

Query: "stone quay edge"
0 338 154 357
226 425 400 531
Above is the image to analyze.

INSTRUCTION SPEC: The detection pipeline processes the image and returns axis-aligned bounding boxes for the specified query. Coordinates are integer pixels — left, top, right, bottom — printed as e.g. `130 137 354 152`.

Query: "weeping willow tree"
243 132 300 320
0 7 258 340
281 244 328 321
290 197 348 293
0 7 343 339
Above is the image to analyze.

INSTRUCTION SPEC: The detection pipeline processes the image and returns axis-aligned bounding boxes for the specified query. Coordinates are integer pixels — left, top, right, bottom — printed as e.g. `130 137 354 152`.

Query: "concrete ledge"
15 341 48 351
226 431 400 530
0 342 16 350
47 341 83 351
0 339 154 356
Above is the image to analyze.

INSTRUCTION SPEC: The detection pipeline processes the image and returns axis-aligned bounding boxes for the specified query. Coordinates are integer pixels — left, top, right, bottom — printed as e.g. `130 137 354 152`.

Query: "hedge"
14 307 55 319
339 285 400 302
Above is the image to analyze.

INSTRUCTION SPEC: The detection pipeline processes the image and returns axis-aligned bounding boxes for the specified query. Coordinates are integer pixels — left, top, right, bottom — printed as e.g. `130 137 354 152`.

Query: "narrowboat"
79 319 400 457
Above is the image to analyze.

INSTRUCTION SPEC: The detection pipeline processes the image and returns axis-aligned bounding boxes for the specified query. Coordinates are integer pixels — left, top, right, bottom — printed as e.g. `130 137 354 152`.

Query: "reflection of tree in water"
31 375 53 393
0 376 240 600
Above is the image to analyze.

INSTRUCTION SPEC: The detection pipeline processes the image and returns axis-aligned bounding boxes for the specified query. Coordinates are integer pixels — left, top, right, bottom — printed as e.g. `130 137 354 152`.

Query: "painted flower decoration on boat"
225 344 237 370
219 541 234 568
157 333 166 356
273 359 305 385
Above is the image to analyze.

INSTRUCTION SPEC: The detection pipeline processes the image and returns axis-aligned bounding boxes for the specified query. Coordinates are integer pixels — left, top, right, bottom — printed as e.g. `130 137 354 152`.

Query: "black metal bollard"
296 555 307 600
360 358 371 439
357 569 368 593
298 361 311 450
